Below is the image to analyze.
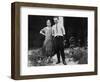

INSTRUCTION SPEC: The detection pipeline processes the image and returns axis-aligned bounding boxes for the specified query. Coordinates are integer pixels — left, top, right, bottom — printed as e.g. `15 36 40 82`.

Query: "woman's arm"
40 28 45 36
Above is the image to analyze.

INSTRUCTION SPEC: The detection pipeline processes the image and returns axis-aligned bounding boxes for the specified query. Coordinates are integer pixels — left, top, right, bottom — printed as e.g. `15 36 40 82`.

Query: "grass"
28 47 88 66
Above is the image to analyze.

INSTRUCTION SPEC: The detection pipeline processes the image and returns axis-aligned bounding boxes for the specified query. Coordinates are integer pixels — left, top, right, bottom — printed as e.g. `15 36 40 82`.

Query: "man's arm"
52 26 55 37
61 25 65 35
61 25 66 41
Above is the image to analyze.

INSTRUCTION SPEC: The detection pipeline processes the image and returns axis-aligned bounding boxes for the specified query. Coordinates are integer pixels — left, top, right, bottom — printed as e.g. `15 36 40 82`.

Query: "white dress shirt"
52 23 65 37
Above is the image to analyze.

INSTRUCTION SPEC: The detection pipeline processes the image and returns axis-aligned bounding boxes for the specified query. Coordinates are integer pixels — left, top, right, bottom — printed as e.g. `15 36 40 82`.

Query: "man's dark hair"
53 16 59 19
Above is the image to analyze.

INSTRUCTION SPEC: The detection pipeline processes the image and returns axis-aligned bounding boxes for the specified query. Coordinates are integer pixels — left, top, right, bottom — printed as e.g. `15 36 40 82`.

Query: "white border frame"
20 6 95 75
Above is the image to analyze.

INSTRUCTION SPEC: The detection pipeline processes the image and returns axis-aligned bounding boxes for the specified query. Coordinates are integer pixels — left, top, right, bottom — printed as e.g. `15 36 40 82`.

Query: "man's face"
54 18 58 24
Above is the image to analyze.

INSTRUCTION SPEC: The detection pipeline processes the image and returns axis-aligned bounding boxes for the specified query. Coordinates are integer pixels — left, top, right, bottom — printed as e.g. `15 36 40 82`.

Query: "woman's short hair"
46 19 51 23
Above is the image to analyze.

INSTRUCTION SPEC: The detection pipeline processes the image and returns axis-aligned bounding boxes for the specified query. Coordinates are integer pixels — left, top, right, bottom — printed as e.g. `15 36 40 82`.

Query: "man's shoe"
56 61 60 64
63 61 67 65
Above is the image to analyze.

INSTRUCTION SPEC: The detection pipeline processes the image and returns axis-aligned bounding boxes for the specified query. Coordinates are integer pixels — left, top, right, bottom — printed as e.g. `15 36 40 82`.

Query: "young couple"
40 17 67 65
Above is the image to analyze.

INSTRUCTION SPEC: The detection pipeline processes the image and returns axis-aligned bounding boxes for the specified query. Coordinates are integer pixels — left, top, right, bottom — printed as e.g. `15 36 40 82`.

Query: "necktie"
56 24 58 33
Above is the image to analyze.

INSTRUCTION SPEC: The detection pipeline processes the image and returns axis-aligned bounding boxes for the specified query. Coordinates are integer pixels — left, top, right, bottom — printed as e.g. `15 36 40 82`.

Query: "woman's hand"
40 29 45 36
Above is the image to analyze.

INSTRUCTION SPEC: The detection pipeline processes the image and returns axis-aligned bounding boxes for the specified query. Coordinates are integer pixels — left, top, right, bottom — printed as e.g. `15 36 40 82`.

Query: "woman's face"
47 20 51 27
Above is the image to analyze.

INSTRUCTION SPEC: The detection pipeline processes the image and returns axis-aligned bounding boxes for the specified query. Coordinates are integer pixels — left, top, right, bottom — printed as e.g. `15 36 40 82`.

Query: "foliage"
28 48 52 66
68 47 87 64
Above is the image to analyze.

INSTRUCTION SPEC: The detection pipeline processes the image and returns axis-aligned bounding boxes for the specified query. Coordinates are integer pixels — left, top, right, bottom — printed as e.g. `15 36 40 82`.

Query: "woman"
40 20 53 59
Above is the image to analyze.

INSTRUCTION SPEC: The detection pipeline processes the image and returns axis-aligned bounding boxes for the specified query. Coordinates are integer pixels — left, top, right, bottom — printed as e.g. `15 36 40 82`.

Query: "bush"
28 48 52 66
69 47 87 64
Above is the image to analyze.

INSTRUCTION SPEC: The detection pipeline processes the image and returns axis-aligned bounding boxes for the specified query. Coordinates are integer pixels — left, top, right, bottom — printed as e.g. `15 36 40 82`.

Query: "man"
52 17 67 65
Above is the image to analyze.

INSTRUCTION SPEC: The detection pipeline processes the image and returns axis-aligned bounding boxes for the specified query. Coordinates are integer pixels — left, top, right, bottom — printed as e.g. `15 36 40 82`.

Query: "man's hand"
64 40 66 46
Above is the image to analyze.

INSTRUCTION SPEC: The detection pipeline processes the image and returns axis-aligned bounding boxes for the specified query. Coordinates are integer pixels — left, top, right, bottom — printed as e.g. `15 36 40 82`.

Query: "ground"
28 47 87 66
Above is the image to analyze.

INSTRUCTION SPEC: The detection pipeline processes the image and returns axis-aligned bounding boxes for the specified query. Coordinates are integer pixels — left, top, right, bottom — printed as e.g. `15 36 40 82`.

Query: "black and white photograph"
28 15 88 66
